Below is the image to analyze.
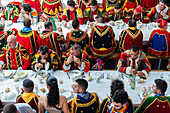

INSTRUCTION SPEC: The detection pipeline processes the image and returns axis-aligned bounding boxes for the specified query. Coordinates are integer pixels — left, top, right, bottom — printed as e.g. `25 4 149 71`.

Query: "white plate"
17 71 27 79
140 91 152 100
1 92 16 100
60 90 72 99
5 21 13 26
39 70 48 78
2 71 13 78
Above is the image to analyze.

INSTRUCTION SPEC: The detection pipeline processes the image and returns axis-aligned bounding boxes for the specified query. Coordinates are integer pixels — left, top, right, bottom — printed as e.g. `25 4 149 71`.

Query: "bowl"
17 71 27 79
2 71 13 78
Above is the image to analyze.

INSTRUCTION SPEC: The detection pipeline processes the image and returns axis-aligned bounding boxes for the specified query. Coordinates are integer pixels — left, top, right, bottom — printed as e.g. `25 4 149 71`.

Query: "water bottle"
131 74 136 90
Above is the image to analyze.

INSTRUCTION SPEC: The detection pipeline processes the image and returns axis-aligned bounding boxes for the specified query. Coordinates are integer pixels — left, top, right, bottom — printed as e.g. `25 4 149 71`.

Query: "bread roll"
59 79 63 84
142 87 147 91
87 77 92 81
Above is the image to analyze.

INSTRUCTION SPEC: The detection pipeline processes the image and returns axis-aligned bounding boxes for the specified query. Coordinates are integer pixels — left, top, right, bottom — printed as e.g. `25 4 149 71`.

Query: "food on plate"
59 88 64 92
142 92 150 97
116 21 122 24
40 88 46 93
87 77 92 81
142 87 147 92
59 79 63 84
17 72 26 78
116 26 119 29
40 25 42 28
138 78 144 83
3 71 12 76
13 77 19 82
5 88 10 93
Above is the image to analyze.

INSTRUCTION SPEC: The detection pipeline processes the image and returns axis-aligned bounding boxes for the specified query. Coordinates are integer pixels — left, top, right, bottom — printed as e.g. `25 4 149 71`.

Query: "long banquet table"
4 21 170 42
0 70 169 107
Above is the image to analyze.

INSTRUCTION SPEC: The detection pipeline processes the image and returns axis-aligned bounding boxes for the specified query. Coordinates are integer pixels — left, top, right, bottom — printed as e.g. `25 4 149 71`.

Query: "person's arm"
38 95 45 113
21 49 31 70
61 96 70 113
62 54 73 72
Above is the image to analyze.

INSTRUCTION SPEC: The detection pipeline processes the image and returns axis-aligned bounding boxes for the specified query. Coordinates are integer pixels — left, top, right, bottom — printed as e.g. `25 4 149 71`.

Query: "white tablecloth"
0 70 169 107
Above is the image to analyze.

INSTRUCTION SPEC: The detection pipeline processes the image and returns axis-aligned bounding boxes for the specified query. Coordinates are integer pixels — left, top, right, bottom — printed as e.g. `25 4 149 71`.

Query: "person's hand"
24 13 29 18
131 68 137 74
73 56 81 66
36 63 43 69
110 21 115 26
65 55 73 66
63 21 67 27
41 59 47 64
138 71 145 77
55 19 60 22
0 64 3 71
57 27 62 32
160 11 166 17
88 22 94 26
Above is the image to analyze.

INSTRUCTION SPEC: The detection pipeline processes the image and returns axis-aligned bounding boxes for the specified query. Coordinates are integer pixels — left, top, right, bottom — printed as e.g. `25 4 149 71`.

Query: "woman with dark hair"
38 76 70 113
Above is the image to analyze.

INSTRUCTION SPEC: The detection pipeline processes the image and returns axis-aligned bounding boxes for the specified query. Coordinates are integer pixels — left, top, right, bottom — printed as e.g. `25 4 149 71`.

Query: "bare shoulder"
60 95 67 100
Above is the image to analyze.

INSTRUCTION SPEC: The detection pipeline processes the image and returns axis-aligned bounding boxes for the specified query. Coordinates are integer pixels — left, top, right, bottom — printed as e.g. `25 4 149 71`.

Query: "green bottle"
131 74 136 90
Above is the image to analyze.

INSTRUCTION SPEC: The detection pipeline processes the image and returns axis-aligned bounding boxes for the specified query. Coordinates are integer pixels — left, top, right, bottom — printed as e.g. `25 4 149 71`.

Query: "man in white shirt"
3 103 36 113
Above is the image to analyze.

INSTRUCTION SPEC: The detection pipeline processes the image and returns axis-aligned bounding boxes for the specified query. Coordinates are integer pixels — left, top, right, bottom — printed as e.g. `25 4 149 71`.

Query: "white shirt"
15 103 36 113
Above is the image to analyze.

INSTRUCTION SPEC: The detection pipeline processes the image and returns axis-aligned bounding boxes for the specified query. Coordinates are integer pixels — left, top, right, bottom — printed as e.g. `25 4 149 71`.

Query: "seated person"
108 3 125 23
31 45 61 71
66 19 89 52
16 79 39 112
62 0 84 26
84 0 108 26
102 0 122 13
18 3 38 23
0 21 18 52
131 5 150 23
62 44 90 72
147 0 170 22
89 15 117 59
100 79 134 113
0 35 30 70
37 21 64 57
1 3 19 23
68 78 100 113
148 19 170 57
38 76 70 113
136 79 170 113
106 90 133 113
17 18 38 61
23 0 42 14
3 103 36 113
117 46 151 79
119 19 143 52
77 0 92 13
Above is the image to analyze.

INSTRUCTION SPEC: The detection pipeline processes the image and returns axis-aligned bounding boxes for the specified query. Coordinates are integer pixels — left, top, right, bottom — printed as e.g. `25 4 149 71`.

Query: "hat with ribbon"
156 19 167 28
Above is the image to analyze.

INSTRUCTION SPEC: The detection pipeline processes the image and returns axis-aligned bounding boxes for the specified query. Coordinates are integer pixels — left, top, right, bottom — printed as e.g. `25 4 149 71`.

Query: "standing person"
136 79 170 113
68 78 100 113
38 76 70 113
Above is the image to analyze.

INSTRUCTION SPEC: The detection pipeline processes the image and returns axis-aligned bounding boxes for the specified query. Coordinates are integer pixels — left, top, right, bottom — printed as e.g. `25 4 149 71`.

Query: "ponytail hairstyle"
46 76 59 107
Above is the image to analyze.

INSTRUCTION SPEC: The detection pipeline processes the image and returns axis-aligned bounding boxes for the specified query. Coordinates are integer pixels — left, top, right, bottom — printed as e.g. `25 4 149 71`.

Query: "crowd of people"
0 0 169 112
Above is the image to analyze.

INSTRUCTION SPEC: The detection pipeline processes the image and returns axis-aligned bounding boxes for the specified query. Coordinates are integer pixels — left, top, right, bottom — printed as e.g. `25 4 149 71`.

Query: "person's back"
119 19 143 52
89 15 117 59
148 19 170 57
66 19 89 52
38 76 70 113
16 79 39 112
16 18 38 61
